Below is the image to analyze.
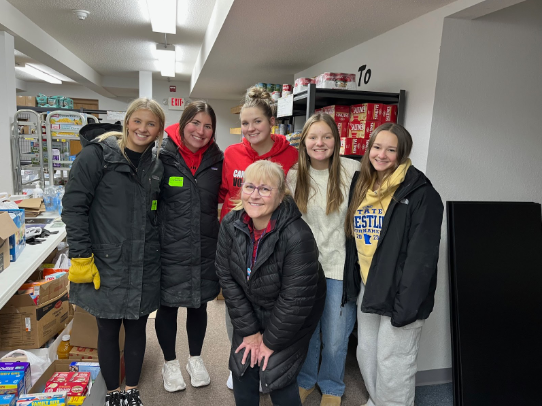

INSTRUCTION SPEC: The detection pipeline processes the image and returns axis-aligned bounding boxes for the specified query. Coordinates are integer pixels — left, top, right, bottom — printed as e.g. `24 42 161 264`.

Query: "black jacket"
343 166 443 327
158 138 224 308
62 123 163 319
215 196 326 393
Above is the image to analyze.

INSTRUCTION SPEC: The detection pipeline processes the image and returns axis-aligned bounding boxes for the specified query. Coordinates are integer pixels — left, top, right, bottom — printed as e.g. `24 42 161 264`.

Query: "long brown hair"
294 113 345 214
178 100 217 141
345 123 413 236
98 97 165 156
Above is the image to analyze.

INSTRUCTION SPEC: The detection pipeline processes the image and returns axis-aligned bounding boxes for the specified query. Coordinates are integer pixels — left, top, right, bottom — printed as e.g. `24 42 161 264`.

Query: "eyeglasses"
241 183 276 197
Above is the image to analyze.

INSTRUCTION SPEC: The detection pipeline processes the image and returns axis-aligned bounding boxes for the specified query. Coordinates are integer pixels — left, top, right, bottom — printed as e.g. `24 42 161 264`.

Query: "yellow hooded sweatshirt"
354 159 411 283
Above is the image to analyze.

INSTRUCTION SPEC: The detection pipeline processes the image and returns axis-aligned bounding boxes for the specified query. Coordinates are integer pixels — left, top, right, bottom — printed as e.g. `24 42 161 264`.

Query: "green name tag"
169 176 183 187
151 200 157 211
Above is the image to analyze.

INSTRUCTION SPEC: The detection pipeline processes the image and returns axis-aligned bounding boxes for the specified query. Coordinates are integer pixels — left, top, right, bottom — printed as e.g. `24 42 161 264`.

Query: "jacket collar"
161 137 223 173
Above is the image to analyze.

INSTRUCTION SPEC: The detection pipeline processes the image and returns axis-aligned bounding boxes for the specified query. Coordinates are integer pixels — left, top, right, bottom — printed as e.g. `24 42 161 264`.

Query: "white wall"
295 0 490 173
425 0 542 372
153 80 241 151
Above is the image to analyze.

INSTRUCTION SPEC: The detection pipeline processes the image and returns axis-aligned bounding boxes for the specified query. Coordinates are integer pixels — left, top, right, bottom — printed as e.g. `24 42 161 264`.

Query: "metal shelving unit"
284 84 405 124
11 109 45 194
279 84 406 158
45 111 88 186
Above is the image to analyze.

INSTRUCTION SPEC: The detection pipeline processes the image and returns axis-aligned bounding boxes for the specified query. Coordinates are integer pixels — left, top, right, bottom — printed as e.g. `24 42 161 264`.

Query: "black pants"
233 365 302 406
155 303 208 361
96 316 149 391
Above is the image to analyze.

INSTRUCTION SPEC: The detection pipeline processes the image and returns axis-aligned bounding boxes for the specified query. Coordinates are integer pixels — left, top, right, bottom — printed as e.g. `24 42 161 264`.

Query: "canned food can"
279 124 286 135
282 91 292 97
266 84 273 92
283 84 293 92
257 83 265 90
271 91 281 101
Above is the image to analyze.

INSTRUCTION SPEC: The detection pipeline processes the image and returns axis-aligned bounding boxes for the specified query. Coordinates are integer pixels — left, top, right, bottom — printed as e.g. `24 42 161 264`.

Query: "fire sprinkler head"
73 10 90 21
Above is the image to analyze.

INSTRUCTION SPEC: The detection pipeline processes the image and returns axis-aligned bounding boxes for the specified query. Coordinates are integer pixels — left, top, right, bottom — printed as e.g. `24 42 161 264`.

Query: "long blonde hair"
98 97 166 156
294 113 345 214
345 123 413 236
232 160 291 211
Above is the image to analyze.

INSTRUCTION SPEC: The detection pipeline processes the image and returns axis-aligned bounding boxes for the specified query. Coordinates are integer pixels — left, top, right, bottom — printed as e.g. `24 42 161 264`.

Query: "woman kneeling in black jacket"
216 160 326 406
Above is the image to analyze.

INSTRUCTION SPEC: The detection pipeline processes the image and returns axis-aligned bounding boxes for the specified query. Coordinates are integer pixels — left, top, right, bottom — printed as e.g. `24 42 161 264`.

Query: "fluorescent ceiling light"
156 44 176 77
18 64 62 84
147 0 176 34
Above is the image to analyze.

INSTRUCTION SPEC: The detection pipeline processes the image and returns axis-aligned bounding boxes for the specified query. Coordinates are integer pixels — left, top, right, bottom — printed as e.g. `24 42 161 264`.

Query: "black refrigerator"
447 201 542 406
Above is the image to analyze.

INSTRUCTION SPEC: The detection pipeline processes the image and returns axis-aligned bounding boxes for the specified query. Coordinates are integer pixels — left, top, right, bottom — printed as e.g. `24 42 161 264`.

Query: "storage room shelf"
284 84 406 125
293 88 401 106
0 217 66 310
17 106 108 115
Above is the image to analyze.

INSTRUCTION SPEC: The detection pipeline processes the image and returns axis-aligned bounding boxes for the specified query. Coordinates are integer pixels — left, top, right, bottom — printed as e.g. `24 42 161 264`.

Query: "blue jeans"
297 278 356 397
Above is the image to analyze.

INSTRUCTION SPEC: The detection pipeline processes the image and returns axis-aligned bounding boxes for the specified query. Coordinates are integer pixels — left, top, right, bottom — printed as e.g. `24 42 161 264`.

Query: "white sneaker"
226 371 233 390
161 359 186 392
186 356 211 387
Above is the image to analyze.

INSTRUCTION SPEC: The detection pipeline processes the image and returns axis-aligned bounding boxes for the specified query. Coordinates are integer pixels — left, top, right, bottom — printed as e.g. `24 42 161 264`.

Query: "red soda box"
381 105 398 123
350 103 384 122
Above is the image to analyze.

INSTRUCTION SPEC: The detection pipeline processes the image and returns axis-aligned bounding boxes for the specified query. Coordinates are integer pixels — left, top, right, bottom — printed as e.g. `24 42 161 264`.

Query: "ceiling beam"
448 0 526 19
0 0 115 98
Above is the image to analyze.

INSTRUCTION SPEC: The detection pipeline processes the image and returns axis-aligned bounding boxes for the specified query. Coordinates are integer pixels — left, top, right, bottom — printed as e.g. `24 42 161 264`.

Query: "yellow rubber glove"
69 254 101 290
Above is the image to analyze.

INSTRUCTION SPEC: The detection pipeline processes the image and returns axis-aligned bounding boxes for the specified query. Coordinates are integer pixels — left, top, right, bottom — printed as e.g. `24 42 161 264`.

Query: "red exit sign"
169 97 185 110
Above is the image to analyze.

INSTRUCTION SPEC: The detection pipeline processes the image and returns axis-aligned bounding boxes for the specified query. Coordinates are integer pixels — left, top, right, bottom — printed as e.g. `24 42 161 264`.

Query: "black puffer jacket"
158 138 223 308
62 123 163 319
216 196 326 393
342 166 443 327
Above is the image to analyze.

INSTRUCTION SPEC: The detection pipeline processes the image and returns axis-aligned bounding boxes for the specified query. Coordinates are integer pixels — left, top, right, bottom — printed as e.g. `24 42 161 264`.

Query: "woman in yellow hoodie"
343 123 443 406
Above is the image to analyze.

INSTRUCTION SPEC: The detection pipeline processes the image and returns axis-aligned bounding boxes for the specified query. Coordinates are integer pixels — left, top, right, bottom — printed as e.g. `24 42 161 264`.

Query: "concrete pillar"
139 71 153 99
0 31 16 194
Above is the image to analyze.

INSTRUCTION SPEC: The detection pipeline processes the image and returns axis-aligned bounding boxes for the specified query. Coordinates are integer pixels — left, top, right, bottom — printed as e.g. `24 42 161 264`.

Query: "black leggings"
96 316 149 391
155 304 208 361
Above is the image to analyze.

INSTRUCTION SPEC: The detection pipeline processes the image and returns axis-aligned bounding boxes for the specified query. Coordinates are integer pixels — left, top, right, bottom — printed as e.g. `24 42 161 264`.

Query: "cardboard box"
16 392 66 406
0 276 70 351
0 363 31 394
340 137 365 156
0 395 15 406
70 307 124 350
0 210 25 262
349 120 379 140
29 360 105 406
25 97 36 108
68 363 99 381
350 103 385 122
68 348 97 361
0 320 73 365
0 372 25 397
381 104 398 123
67 397 85 406
321 105 350 123
0 214 18 272
336 121 348 138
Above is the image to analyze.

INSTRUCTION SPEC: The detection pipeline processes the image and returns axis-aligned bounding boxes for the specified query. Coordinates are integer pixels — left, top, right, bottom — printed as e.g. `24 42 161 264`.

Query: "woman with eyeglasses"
215 160 326 406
